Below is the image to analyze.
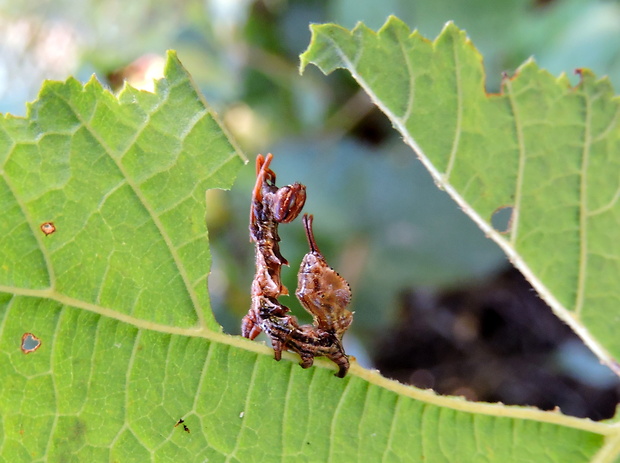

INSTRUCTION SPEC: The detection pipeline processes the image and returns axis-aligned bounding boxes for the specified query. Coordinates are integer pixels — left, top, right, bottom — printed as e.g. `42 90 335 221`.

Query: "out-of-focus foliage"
5 0 620 113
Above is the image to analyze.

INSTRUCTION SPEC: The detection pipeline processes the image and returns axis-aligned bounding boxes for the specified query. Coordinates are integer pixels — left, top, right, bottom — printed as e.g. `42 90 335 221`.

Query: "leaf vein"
444 35 463 180
398 34 415 123
575 92 592 316
280 366 294 463
505 78 527 246
55 89 205 328
0 172 55 287
356 382 371 462
380 394 400 463
328 377 352 462
225 356 261 462
42 306 64 459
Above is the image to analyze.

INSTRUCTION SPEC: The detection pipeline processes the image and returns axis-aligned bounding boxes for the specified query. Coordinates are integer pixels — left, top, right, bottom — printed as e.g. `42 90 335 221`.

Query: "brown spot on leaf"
40 222 56 236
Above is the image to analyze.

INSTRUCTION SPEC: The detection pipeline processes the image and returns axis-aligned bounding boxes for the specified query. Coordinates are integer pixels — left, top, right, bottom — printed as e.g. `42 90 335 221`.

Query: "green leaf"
301 16 620 376
299 16 620 460
0 43 614 462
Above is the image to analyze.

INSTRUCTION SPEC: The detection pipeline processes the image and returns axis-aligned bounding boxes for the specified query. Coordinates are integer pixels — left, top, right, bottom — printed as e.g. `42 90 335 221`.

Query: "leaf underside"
301 17 620 386
0 32 615 462
300 16 620 461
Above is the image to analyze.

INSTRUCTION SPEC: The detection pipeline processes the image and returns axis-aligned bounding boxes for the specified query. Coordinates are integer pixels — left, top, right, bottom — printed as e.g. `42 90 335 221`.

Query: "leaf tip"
438 20 464 39
161 49 188 85
504 57 540 83
300 22 350 75
380 15 409 32
440 20 458 33
166 49 179 61
84 74 105 92
299 48 311 75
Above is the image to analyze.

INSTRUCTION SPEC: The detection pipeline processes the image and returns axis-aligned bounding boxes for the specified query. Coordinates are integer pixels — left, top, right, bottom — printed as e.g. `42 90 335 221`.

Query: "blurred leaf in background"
3 0 620 416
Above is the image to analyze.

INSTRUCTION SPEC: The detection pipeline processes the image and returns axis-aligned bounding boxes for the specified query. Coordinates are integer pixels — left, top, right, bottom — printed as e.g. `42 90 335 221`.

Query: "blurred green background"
4 0 620 416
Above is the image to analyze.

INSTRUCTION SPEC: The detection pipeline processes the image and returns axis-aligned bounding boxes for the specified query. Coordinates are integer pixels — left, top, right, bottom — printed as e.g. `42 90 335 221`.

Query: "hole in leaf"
21 333 41 354
491 206 514 234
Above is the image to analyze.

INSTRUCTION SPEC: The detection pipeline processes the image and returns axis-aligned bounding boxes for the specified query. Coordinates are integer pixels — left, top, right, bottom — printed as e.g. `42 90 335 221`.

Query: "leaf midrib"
1 281 615 438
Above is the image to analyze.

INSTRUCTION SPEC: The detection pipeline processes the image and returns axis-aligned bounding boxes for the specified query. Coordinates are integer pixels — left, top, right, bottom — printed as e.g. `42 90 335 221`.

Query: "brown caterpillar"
242 154 352 377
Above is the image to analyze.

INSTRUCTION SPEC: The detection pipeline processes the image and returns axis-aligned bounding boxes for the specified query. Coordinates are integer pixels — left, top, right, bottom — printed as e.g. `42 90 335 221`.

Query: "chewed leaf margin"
300 17 620 380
